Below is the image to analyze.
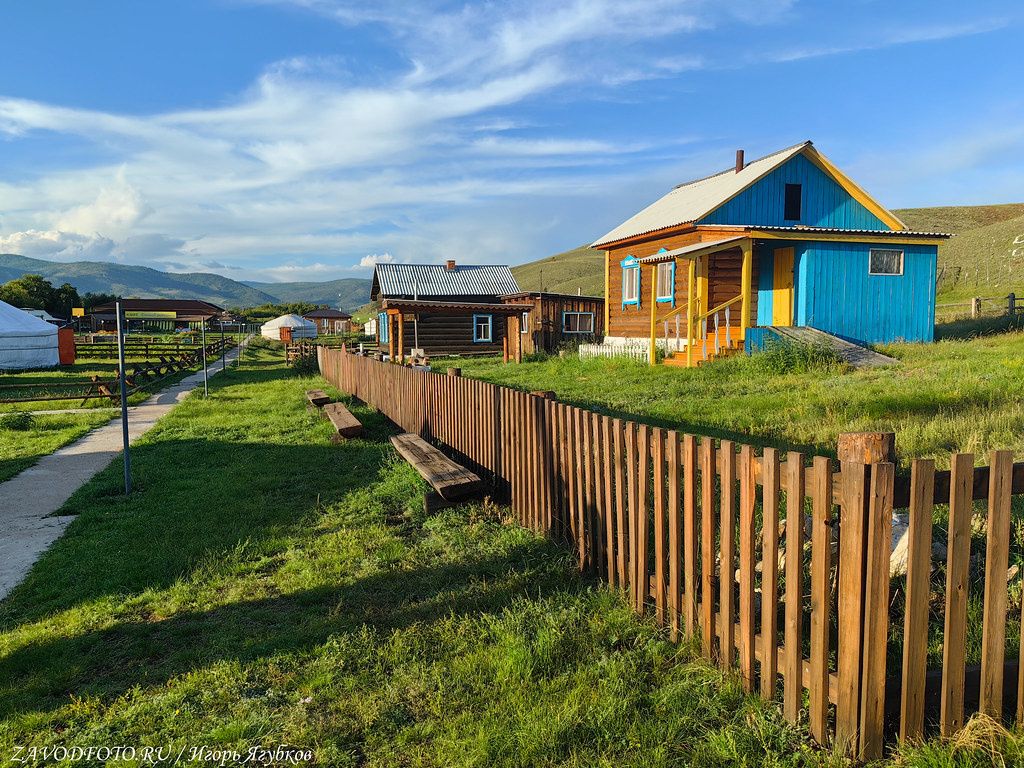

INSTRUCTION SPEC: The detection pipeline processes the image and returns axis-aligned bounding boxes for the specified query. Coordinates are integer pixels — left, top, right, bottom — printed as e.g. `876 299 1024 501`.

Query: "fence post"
971 297 981 318
1010 293 1016 316
835 431 895 760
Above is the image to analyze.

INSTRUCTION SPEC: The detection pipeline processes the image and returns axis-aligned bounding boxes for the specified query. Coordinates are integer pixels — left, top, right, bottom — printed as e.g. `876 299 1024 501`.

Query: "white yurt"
260 314 318 341
0 299 59 369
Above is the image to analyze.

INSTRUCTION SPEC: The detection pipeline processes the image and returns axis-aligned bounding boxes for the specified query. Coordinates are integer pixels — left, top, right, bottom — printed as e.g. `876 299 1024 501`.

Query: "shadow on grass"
0 530 577 717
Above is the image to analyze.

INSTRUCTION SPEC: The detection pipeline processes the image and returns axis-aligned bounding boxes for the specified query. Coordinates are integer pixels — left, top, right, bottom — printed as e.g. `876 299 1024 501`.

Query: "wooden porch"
640 236 756 367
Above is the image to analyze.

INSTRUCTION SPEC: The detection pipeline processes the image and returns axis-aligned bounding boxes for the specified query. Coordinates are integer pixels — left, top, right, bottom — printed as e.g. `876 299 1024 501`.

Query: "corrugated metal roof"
593 143 811 247
372 264 520 299
383 299 529 314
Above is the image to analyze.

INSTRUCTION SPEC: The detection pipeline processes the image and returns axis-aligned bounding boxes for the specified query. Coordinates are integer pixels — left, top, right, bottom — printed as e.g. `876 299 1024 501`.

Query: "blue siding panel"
697 154 891 230
794 241 937 344
757 246 774 323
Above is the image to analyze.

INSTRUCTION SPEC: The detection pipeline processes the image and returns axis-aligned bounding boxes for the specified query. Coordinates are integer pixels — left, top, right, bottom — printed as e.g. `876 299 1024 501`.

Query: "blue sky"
0 0 1021 283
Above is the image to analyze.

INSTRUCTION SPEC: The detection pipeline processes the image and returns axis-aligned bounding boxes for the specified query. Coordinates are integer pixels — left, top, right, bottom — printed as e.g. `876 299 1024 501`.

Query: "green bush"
246 335 278 350
751 337 848 375
290 353 320 376
0 412 35 431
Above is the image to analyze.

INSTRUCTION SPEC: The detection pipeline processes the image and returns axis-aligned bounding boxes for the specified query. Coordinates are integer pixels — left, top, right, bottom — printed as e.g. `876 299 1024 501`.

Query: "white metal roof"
593 143 812 247
372 264 520 299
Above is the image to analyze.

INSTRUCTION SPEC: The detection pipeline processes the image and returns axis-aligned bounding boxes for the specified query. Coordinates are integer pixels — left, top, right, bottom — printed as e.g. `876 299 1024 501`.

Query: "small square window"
473 314 492 342
869 249 904 275
784 183 802 221
563 312 594 333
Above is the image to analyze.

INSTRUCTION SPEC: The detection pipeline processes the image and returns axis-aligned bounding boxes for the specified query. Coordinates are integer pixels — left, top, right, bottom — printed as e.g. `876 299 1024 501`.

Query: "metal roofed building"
370 260 522 360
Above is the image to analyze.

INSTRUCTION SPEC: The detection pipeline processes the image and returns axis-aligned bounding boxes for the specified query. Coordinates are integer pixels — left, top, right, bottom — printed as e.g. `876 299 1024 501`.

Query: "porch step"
663 340 742 367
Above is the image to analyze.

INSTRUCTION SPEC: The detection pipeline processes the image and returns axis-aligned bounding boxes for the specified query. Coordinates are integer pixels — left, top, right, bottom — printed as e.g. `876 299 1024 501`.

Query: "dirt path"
0 340 252 601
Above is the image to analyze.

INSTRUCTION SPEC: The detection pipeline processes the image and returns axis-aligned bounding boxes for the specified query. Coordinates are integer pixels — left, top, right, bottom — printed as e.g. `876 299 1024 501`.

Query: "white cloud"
359 253 394 267
0 230 115 261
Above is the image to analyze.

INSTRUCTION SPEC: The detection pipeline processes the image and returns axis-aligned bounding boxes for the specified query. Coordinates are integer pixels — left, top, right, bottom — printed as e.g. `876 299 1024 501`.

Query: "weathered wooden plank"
941 453 975 738
390 433 482 500
636 425 651 614
809 456 832 744
603 416 616 587
701 436 717 660
901 458 935 742
653 428 667 626
836 460 868 751
859 462 894 762
592 412 608 579
305 388 330 407
738 445 756 692
761 448 781 702
719 440 736 671
668 430 682 642
683 434 698 641
323 401 362 438
980 450 1014 717
784 452 805 722
615 419 628 590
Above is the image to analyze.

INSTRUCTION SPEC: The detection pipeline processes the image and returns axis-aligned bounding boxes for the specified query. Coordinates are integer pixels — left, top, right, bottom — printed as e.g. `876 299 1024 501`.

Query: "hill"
0 253 279 308
510 244 604 297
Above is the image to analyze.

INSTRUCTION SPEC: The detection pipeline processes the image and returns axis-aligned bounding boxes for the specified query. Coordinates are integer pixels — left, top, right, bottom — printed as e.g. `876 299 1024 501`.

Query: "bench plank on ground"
306 389 330 407
390 433 482 501
324 401 362 438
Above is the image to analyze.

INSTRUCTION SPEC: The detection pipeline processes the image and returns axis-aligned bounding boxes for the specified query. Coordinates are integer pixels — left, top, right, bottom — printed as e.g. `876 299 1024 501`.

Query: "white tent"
0 300 59 369
260 314 318 341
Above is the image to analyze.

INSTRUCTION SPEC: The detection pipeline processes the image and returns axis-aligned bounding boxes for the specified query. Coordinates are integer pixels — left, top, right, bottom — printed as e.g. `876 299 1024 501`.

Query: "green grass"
4 348 1024 765
0 411 115 483
435 321 1024 468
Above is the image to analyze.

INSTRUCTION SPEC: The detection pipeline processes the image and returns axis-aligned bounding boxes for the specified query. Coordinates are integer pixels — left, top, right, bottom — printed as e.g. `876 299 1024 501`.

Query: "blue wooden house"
591 142 949 365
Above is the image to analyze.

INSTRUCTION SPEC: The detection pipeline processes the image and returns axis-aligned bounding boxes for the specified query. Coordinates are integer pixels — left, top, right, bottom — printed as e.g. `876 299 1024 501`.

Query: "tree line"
0 273 117 318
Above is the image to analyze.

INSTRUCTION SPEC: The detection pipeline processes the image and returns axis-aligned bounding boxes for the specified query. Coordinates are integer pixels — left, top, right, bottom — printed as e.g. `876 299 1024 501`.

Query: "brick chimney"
446 259 456 271
735 149 744 173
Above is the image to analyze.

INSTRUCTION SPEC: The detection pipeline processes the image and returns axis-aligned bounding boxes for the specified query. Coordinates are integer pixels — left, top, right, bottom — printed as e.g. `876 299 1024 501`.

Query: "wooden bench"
323 401 362 438
305 389 330 407
390 433 482 510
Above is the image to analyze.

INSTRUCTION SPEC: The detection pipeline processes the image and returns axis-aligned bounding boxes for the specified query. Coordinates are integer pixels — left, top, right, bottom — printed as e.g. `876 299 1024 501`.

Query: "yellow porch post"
740 241 753 341
687 258 696 368
648 263 658 366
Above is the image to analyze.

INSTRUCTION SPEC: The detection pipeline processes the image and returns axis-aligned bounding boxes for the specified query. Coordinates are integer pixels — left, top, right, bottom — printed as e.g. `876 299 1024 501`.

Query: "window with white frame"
378 312 389 343
869 248 904 275
520 311 529 333
621 257 640 307
656 261 675 304
563 312 595 333
473 314 492 342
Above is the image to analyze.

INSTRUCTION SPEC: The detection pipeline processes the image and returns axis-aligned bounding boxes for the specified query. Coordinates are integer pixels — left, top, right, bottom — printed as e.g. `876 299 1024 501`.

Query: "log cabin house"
370 261 524 360
592 141 950 366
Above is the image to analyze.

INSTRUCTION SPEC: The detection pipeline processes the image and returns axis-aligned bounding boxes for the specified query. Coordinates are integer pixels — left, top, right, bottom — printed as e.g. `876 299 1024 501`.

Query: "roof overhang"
748 227 951 244
501 291 605 301
634 235 751 264
382 299 531 314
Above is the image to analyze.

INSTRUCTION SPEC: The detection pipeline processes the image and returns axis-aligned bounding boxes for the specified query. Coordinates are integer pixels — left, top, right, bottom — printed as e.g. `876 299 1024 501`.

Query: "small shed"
0 300 59 369
260 314 318 341
501 291 605 356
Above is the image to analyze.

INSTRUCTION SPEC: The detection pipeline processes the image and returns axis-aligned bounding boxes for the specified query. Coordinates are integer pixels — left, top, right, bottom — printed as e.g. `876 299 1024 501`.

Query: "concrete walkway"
0 340 252 601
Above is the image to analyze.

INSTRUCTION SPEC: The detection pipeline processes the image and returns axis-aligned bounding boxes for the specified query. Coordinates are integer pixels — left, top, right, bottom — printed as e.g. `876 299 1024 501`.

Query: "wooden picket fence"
317 346 1024 760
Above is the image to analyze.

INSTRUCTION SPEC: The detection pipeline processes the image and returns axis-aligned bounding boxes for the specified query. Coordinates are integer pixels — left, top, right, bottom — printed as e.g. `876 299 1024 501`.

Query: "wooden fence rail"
318 346 1024 761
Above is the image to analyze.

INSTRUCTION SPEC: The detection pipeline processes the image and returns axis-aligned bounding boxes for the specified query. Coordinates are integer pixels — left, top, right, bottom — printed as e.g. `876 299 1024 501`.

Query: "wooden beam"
740 241 752 340
649 264 658 366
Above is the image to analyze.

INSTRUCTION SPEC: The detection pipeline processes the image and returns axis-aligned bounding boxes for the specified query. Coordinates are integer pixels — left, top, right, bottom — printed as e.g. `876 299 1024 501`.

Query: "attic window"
869 249 904 276
784 184 802 221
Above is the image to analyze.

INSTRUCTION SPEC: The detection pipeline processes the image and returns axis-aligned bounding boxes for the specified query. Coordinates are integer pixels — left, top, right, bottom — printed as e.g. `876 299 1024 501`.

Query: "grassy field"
0 411 116 484
3 348 1023 765
435 317 1024 469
